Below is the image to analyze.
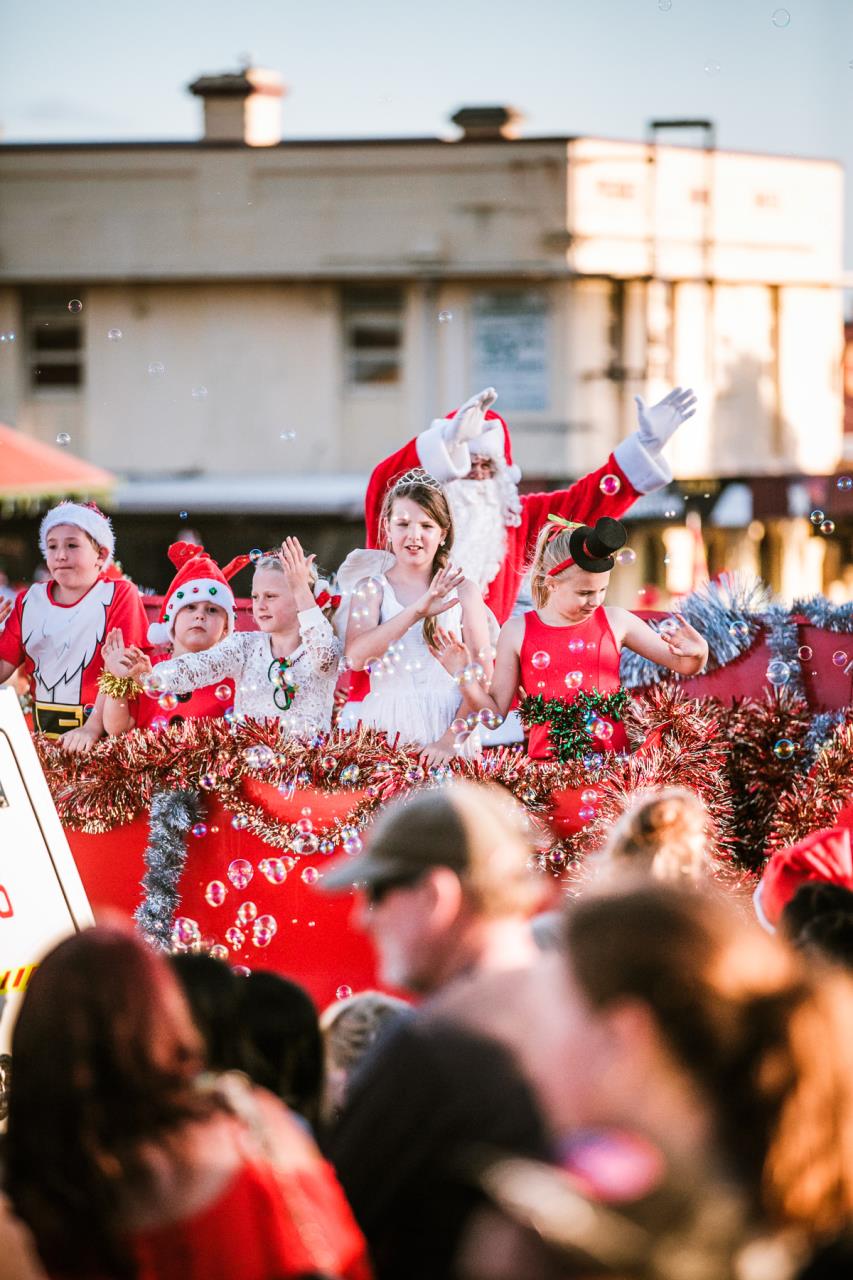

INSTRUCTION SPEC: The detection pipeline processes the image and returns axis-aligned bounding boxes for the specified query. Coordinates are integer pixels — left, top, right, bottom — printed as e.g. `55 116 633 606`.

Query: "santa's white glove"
440 387 498 446
634 386 697 453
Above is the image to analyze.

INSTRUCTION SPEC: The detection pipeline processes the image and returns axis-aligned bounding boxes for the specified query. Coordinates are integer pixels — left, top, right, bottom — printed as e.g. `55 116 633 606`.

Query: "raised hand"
279 536 316 594
635 386 697 451
414 565 465 619
660 614 707 661
102 628 132 677
428 627 470 677
0 598 11 631
442 387 498 446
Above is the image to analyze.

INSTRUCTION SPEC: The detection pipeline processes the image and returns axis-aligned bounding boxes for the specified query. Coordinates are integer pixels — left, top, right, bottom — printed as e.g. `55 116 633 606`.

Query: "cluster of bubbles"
454 661 486 688
578 786 600 823
810 510 835 536
243 743 276 770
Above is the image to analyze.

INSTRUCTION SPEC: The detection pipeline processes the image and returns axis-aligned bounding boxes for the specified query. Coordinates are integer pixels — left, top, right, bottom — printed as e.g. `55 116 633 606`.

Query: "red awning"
0 423 115 501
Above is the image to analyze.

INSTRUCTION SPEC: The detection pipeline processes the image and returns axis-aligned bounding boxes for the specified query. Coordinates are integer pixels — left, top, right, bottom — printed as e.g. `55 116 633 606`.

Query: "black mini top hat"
549 516 628 575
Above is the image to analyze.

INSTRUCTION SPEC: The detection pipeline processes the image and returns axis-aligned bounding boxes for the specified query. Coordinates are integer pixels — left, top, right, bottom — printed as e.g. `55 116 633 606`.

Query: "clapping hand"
442 387 498 446
635 386 697 451
414 565 465 620
428 627 470 677
102 628 151 680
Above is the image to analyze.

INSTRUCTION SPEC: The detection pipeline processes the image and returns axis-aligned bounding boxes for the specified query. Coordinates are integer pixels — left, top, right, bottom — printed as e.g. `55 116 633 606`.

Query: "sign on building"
0 688 94 1055
472 291 550 411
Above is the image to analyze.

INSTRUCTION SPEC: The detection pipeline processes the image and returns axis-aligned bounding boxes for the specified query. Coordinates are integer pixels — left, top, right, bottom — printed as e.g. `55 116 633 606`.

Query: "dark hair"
238 972 324 1130
380 474 454 648
783 883 853 971
564 886 853 1235
169 952 245 1073
6 927 210 1277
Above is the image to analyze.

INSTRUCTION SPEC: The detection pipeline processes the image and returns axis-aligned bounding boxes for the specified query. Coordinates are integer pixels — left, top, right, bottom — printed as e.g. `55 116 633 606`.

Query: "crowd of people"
2 383 853 1276
2 782 853 1279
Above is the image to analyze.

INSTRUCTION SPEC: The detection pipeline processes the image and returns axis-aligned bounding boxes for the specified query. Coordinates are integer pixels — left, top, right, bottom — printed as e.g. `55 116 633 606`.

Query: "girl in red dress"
5 926 372 1280
434 516 708 762
99 542 244 734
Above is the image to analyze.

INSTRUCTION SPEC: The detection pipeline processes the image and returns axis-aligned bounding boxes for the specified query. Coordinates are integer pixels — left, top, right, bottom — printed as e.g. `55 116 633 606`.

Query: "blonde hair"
253 554 336 621
529 522 581 609
597 787 710 884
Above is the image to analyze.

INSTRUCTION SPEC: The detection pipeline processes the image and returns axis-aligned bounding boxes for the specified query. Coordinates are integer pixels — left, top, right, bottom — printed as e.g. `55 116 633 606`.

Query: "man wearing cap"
324 783 554 1280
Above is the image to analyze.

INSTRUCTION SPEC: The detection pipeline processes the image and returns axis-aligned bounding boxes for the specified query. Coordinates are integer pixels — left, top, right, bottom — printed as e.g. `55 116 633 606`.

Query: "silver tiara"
394 467 446 493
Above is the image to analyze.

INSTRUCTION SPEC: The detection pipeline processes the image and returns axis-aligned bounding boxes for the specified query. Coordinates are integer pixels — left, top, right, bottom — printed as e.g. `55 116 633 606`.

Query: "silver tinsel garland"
135 789 202 951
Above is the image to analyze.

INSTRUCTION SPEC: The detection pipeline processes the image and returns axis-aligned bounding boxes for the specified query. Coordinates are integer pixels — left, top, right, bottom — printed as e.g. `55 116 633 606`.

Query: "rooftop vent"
451 105 524 141
188 66 286 146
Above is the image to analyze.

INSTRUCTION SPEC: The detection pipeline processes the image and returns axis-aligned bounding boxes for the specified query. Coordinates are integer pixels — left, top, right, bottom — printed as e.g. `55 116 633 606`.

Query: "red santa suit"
364 400 675 625
0 574 149 738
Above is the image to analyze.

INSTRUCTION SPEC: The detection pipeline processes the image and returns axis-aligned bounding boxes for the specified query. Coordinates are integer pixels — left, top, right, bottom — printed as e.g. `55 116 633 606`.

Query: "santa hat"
464 408 523 486
754 805 853 931
40 501 115 565
148 541 246 646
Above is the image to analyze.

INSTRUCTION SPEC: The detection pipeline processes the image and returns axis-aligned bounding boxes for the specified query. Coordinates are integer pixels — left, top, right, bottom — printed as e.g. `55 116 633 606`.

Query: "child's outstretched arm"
156 633 245 694
430 616 524 720
345 564 464 671
612 608 708 677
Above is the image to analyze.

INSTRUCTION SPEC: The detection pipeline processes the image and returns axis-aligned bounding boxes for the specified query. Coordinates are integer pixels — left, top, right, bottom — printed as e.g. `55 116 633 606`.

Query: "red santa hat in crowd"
147 541 246 646
754 804 853 931
39 500 116 565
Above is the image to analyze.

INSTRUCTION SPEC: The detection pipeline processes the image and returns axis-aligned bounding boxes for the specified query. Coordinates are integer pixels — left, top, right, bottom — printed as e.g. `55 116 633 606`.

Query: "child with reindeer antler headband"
430 514 708 762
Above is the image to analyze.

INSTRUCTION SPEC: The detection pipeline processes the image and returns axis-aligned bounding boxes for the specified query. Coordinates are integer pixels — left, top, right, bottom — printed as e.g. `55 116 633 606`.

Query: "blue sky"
2 0 852 260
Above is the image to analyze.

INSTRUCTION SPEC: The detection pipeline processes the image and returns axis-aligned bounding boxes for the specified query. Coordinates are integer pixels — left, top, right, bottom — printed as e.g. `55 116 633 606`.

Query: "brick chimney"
451 106 524 141
188 66 286 146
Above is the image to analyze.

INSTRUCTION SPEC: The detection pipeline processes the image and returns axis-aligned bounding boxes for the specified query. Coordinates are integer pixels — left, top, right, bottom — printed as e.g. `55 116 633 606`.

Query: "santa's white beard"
446 478 509 591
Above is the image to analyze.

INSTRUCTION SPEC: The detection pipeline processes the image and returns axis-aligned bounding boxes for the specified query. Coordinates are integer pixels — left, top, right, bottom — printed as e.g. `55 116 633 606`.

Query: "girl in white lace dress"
344 471 492 765
155 538 341 733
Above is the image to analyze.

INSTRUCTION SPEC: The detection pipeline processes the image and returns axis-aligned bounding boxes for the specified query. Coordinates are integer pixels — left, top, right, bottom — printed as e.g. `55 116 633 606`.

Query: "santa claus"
363 385 696 623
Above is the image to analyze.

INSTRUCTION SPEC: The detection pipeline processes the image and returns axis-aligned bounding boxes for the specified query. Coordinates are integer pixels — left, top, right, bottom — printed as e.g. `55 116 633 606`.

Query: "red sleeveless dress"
520 607 629 760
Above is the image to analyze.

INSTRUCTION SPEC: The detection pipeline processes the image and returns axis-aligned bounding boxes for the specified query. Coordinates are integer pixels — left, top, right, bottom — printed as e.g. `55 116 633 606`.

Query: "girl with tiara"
342 469 492 766
431 515 708 761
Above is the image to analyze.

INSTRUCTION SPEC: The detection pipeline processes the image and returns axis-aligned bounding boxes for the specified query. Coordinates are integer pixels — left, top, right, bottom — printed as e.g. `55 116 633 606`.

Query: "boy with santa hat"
364 385 697 624
0 501 149 748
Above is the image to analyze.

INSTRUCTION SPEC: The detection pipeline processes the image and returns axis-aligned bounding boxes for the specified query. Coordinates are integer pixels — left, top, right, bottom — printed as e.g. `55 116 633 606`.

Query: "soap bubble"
259 857 288 884
171 917 199 948
147 361 165 375
319 838 336 855
766 659 790 687
67 299 83 313
301 866 320 886
230 812 248 830
107 327 122 341
340 763 361 785
451 717 468 735
405 765 425 784
771 7 791 26
773 738 795 760
810 509 825 525
599 474 622 497
438 311 453 324
251 925 274 948
531 651 550 670
150 716 170 732
703 60 721 75
233 965 251 977
204 881 227 907
729 620 750 642
243 744 275 770
615 548 636 566
568 638 584 654
295 816 314 835
592 720 614 742
55 432 71 447
578 805 597 822
293 833 319 855
237 901 258 926
214 683 232 701
158 692 179 712
209 944 230 962
477 708 500 729
225 926 245 951
280 430 297 441
255 914 277 935
179 511 188 520
819 519 835 535
190 822 207 839
564 670 583 691
227 859 253 889
343 833 363 855
249 548 264 564
580 788 599 804
837 476 852 491
832 650 849 667
797 645 813 662
191 386 207 399
336 984 353 1000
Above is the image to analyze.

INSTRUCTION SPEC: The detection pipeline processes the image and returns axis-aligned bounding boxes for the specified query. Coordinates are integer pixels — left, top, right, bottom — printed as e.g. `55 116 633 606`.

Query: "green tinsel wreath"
519 689 630 762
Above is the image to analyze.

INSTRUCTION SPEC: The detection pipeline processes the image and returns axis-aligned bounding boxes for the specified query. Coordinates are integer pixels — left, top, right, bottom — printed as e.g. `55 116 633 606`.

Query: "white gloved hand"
441 387 498 446
635 386 697 452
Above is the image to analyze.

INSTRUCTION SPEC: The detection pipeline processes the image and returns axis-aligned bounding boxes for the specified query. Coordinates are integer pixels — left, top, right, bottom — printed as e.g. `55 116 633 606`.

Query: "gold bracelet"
97 671 143 700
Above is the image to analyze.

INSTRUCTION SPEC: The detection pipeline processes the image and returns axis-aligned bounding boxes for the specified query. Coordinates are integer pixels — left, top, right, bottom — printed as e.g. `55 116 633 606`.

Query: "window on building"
342 287 404 386
472 291 550 411
23 290 84 391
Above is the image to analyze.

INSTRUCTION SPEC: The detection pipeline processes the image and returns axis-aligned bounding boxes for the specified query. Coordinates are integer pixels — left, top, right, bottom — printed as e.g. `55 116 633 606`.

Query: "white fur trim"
159 576 235 640
147 620 172 646
416 421 471 481
468 421 505 462
613 432 672 493
40 502 115 563
752 881 776 935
